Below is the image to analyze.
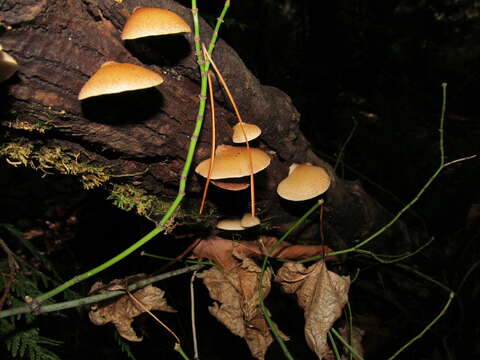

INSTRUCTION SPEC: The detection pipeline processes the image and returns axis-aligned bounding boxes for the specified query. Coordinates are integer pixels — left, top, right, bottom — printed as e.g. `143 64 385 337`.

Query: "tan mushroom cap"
195 145 271 180
240 213 260 228
211 180 250 191
121 8 191 40
232 122 262 143
277 163 331 201
0 46 19 82
216 218 245 231
78 61 164 100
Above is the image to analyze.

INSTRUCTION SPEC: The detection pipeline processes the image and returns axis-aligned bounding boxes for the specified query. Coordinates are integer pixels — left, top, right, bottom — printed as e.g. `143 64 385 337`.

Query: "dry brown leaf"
198 256 287 360
192 235 336 269
276 261 350 359
88 279 176 342
339 325 365 360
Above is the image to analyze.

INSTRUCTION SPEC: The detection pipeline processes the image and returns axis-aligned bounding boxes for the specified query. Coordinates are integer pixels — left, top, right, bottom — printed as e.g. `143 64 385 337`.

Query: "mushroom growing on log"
0 0 413 253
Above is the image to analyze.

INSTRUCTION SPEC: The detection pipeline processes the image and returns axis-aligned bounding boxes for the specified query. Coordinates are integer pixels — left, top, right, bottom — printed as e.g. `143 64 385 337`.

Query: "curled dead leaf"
197 257 287 360
276 261 350 359
88 278 176 342
192 235 336 269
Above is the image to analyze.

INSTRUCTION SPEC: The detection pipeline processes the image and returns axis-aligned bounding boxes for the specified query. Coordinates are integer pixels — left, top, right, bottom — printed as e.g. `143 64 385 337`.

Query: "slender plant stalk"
328 331 342 360
126 290 181 344
0 265 202 319
5 1 231 310
190 270 200 360
329 328 364 360
199 70 216 214
299 83 449 263
257 199 323 359
386 291 455 360
201 45 256 217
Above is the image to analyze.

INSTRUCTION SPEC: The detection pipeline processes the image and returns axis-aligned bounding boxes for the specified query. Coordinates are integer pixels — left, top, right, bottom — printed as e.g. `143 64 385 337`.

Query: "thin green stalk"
298 83 449 263
330 328 364 360
175 343 191 360
328 331 342 360
2 2 231 311
387 291 454 360
0 265 203 319
353 236 434 264
334 118 358 172
257 200 323 359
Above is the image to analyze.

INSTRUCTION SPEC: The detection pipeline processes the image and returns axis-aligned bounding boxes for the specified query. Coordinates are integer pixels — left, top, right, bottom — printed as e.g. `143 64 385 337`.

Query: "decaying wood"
0 0 413 251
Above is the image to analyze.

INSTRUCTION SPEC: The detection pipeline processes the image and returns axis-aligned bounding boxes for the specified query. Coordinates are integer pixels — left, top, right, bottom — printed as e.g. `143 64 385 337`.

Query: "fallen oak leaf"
88 278 176 342
197 256 287 360
276 261 350 359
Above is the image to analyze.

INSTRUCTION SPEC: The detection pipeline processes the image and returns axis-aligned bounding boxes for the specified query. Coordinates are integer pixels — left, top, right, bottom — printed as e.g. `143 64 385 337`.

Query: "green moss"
0 142 109 189
5 118 54 133
108 184 157 219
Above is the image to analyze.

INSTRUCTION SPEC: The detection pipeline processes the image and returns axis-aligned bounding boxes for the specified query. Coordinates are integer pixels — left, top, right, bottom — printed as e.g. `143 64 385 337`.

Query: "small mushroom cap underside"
121 7 191 40
216 218 245 231
211 180 250 191
0 48 19 82
78 61 164 100
277 163 331 201
232 122 262 143
240 213 260 228
195 145 271 179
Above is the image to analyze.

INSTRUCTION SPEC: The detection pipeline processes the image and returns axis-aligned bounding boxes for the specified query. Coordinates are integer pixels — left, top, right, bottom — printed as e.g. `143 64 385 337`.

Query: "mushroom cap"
216 218 245 231
277 163 331 201
211 180 250 191
240 213 260 228
195 145 271 180
121 7 191 40
232 122 262 143
0 47 19 82
78 61 164 100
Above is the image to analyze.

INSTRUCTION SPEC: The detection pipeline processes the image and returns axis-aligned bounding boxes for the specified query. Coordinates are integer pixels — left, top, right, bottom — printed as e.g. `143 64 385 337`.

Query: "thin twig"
190 269 200 360
334 118 358 172
299 83 450 262
443 154 477 167
126 290 181 344
199 71 216 214
0 265 203 319
201 44 256 217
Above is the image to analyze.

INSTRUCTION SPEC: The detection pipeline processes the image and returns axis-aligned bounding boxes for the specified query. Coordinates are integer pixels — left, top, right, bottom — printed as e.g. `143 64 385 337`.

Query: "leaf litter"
197 249 288 360
276 261 350 359
88 276 176 342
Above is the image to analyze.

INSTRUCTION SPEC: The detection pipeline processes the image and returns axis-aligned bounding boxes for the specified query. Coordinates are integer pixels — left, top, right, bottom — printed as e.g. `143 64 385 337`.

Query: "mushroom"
216 218 245 231
277 163 331 201
240 213 260 228
0 45 19 82
121 7 191 40
195 145 270 180
211 180 250 191
232 122 262 143
78 61 164 100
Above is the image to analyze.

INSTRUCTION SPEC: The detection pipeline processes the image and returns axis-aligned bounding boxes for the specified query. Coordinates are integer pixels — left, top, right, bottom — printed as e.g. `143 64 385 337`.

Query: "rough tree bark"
0 0 413 252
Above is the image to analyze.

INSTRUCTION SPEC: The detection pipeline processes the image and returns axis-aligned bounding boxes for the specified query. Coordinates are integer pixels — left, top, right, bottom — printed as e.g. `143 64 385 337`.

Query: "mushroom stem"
201 44 256 217
199 71 216 214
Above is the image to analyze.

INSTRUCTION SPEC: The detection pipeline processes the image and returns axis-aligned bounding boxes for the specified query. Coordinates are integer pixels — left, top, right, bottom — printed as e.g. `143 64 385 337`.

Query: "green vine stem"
258 200 323 359
0 265 203 319
0 2 231 313
299 83 451 263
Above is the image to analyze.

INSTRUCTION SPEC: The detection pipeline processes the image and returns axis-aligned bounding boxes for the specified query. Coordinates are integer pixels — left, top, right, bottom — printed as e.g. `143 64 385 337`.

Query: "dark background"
1 0 480 359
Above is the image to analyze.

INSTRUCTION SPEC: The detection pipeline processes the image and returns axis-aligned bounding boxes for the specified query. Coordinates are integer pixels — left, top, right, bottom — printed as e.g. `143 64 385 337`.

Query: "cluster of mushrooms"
2 7 328 231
